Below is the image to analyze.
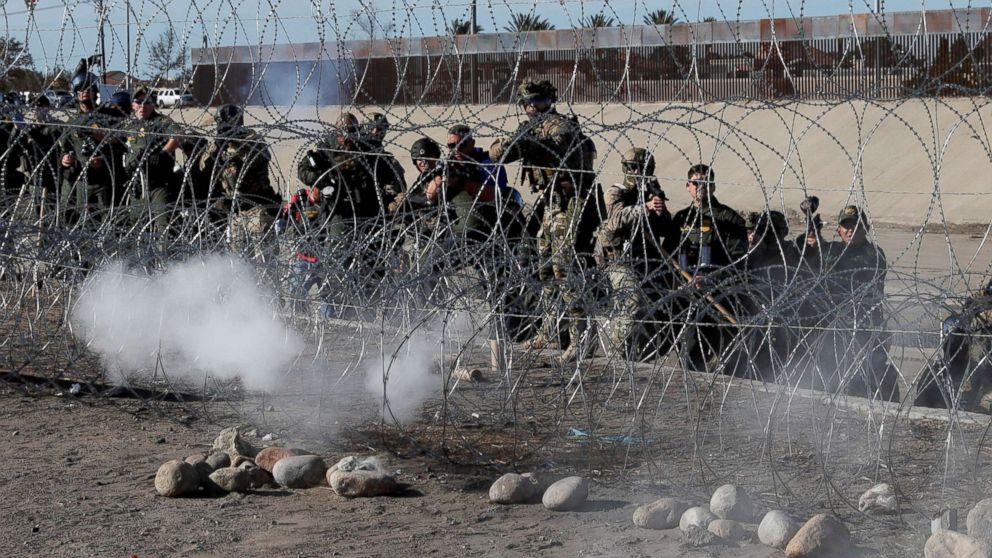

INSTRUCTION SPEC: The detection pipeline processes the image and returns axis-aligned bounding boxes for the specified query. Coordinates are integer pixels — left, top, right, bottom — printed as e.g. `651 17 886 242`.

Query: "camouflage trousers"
228 205 276 263
535 200 588 347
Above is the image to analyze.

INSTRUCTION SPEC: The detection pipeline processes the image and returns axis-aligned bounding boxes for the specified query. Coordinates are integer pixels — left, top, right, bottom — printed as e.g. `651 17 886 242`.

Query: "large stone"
329 455 381 474
969 499 992 547
212 426 257 458
758 510 802 549
184 453 213 481
244 466 274 489
541 476 589 511
858 482 897 514
784 514 851 558
255 447 309 473
683 525 719 547
208 467 250 493
680 506 718 532
205 451 231 471
489 473 538 505
154 460 199 497
926 530 992 558
708 519 746 542
328 469 398 497
633 498 690 530
272 455 327 489
710 484 754 522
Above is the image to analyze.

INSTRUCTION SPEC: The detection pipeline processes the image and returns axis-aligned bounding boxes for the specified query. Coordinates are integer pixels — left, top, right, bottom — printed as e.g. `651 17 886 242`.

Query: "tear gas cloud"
364 331 444 424
71 255 304 391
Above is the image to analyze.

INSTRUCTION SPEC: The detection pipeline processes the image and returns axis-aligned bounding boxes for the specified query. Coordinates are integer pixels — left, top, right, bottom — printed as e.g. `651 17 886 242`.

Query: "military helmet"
518 79 557 104
837 204 869 229
31 94 51 108
367 112 389 130
110 90 132 107
70 57 100 95
216 104 244 133
410 137 441 161
621 147 656 177
754 210 789 237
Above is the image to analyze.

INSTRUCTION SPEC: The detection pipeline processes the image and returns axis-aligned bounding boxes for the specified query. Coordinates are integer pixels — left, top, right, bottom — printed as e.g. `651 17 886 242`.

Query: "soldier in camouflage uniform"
919 279 992 409
670 164 748 372
490 79 601 363
123 86 184 248
199 104 281 261
598 148 679 363
822 205 898 401
58 59 129 225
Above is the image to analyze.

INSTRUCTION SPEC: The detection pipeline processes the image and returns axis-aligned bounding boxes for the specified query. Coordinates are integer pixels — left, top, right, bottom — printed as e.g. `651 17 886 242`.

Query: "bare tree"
350 3 395 40
147 29 185 83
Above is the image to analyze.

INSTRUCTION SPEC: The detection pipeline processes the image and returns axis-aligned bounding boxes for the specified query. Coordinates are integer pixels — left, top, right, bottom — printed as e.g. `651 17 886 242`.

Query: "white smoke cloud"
364 332 443 424
71 255 304 391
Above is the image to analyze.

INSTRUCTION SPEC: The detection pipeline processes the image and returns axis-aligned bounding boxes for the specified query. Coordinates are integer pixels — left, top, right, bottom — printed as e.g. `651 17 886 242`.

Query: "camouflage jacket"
58 107 129 202
297 137 389 219
490 109 593 193
599 181 679 268
124 112 182 180
671 196 748 272
199 127 279 208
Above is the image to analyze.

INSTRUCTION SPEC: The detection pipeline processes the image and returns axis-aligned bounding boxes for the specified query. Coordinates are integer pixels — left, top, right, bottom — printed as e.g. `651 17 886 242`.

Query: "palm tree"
703 16 717 23
579 13 616 28
504 12 555 33
643 9 679 25
449 18 483 35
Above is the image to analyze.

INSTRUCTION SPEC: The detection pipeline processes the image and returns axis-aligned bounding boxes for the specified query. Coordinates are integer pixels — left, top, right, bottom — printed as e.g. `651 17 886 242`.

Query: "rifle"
659 245 739 325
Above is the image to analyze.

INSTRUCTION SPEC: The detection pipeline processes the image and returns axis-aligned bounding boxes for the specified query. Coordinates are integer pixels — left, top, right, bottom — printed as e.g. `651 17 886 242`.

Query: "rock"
784 514 851 558
154 460 199 497
328 469 398 497
969 499 992 547
331 455 380 474
262 433 278 442
858 483 897 514
184 453 213 480
245 466 274 489
708 519 745 542
633 498 690 530
206 452 231 471
926 530 992 558
489 473 538 505
680 506 718 532
710 484 754 522
255 447 308 473
231 456 253 468
683 525 719 547
452 367 484 382
272 455 327 489
212 426 257 458
758 510 802 549
541 476 589 511
208 467 250 493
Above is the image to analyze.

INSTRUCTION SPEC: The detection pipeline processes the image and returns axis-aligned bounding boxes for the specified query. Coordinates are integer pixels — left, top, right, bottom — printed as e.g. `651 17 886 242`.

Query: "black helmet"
70 57 100 95
410 137 441 161
754 210 789 238
216 104 244 133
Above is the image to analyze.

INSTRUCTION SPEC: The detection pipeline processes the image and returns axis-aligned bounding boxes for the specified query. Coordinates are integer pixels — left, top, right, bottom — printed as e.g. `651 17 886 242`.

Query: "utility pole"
874 0 882 98
470 0 477 103
126 0 131 90
98 0 107 85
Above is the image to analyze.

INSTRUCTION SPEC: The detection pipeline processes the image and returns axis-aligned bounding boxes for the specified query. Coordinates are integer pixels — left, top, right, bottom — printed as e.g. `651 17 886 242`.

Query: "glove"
387 191 407 213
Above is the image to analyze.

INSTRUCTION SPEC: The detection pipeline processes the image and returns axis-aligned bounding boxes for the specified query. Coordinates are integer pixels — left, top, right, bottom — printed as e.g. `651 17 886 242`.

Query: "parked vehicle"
42 89 73 107
155 88 195 108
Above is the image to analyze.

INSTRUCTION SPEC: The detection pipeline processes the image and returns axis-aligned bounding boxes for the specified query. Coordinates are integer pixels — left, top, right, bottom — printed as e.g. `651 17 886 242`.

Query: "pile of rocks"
153 427 399 499
925 498 992 558
488 473 590 512
631 483 852 556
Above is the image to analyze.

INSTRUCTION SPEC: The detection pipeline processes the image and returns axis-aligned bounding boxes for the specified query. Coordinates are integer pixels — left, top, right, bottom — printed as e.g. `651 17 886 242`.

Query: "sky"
0 0 977 77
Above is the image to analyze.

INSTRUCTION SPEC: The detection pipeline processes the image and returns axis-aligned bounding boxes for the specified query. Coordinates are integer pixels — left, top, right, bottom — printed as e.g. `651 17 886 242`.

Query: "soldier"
275 184 335 318
918 279 992 409
57 58 129 225
198 104 280 261
296 113 390 307
123 86 184 247
360 112 406 210
734 210 803 380
490 79 602 363
598 148 679 362
822 205 898 400
670 163 747 372
14 95 62 222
